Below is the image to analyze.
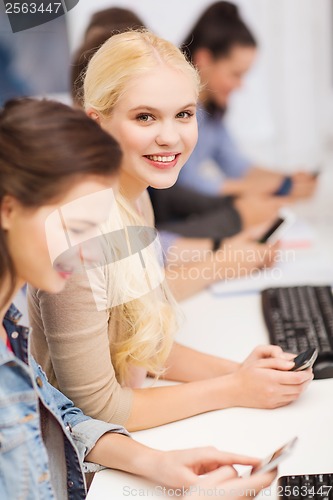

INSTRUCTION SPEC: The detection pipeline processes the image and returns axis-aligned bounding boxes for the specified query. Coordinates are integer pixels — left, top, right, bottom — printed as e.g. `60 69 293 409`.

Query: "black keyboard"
261 286 333 379
278 473 333 499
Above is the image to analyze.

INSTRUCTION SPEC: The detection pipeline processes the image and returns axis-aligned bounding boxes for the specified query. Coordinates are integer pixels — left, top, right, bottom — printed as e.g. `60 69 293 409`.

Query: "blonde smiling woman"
28 30 313 432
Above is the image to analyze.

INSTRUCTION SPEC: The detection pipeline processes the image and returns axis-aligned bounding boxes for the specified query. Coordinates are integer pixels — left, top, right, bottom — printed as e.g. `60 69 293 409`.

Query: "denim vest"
0 304 129 499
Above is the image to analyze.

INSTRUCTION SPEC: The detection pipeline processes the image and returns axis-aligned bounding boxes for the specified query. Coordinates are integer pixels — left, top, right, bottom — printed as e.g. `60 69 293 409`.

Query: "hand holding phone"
290 348 318 371
257 209 295 244
250 437 298 475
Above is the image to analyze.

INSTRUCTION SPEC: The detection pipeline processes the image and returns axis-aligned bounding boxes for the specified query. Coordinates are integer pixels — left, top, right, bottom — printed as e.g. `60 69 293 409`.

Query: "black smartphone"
258 209 295 244
258 217 285 244
290 348 318 371
251 437 298 475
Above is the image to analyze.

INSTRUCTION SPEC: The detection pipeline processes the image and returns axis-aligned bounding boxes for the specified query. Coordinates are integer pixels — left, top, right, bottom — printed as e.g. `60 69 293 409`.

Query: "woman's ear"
86 108 100 124
0 195 17 231
193 48 214 71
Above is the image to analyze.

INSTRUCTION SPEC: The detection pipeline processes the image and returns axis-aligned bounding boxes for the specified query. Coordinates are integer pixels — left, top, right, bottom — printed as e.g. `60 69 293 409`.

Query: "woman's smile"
143 152 181 170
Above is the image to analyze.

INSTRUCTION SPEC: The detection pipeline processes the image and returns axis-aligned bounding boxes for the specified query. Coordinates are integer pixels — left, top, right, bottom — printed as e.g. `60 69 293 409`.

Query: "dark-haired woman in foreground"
0 98 276 499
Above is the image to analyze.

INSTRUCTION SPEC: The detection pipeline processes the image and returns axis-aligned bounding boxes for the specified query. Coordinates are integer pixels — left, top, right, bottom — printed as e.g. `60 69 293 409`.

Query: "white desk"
87 292 333 499
87 170 333 499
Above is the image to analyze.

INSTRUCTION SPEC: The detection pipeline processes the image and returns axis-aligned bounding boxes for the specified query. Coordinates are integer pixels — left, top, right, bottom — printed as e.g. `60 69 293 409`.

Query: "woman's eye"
176 111 194 119
136 114 154 122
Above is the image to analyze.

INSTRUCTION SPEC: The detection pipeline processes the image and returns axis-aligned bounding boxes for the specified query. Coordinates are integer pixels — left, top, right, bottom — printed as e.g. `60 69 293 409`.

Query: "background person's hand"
234 195 288 229
289 172 317 199
292 170 317 182
220 233 279 280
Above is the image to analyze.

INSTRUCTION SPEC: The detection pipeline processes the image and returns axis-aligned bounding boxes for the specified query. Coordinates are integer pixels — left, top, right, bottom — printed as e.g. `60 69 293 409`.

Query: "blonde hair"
94 194 179 384
83 30 199 384
83 29 200 116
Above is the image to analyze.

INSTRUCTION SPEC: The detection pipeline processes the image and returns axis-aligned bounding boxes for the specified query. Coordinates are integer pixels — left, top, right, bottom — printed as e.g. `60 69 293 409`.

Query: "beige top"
28 191 155 425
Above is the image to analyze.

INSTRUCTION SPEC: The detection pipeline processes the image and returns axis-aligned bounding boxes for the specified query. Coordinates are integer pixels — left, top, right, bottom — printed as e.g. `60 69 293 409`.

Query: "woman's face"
2 176 116 294
196 45 257 108
96 65 198 197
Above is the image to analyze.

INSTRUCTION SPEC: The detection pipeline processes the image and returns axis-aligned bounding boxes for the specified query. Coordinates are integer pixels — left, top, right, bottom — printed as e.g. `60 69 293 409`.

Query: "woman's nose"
155 121 180 147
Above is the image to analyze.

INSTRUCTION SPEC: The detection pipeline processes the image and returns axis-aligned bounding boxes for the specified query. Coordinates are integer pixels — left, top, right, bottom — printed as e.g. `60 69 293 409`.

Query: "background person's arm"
223 165 317 198
222 167 283 196
165 235 278 301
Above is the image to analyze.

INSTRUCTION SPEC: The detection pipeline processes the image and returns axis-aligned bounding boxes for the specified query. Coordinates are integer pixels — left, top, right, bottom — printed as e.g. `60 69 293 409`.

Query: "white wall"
67 0 212 50
67 0 333 168
225 0 333 167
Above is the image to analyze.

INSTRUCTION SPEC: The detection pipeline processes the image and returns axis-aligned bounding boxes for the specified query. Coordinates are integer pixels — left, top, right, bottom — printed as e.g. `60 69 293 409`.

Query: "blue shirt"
178 107 251 195
0 303 129 500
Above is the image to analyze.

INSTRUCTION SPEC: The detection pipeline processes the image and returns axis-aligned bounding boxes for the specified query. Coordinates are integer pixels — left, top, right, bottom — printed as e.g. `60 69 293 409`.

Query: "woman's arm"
162 342 239 381
29 274 312 432
28 269 134 425
125 346 312 431
86 434 268 493
222 169 283 196
223 166 317 199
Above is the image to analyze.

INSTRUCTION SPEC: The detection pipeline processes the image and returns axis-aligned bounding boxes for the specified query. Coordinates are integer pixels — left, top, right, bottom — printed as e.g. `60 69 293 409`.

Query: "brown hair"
71 7 145 106
0 97 122 306
182 1 256 63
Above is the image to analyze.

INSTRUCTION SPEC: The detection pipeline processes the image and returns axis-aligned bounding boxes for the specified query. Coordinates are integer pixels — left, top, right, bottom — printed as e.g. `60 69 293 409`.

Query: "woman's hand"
228 345 313 409
146 447 261 489
190 463 277 499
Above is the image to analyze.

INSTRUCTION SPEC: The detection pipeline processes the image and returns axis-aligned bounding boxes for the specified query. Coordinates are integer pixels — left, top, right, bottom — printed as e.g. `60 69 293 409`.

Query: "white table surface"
87 168 333 499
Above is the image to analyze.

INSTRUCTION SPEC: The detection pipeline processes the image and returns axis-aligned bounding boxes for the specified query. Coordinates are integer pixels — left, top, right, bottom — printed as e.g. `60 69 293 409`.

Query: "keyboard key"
261 286 333 379
278 474 333 499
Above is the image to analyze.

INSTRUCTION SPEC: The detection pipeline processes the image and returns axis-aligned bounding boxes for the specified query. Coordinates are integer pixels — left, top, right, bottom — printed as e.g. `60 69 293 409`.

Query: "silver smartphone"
251 437 298 475
290 348 318 372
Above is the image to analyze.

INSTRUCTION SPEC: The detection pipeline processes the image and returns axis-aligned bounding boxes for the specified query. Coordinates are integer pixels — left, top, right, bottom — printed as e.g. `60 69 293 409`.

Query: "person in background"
29 31 313 435
0 41 31 104
0 97 276 499
177 1 316 199
0 9 70 103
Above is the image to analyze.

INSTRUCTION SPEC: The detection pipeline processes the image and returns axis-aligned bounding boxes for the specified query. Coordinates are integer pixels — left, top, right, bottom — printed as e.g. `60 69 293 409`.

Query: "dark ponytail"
0 98 122 306
182 1 257 63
